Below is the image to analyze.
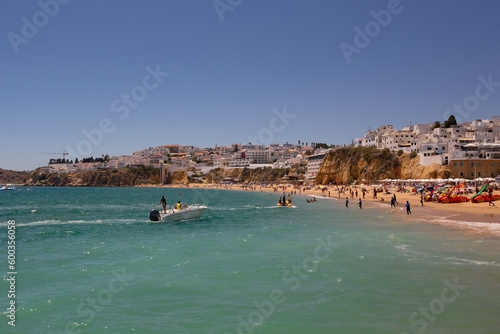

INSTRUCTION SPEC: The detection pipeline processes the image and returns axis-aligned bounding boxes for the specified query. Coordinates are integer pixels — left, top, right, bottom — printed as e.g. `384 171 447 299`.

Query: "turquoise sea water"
1 187 500 334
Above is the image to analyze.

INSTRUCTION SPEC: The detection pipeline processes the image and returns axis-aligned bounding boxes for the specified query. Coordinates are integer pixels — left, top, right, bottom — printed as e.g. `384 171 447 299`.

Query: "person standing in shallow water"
406 201 411 215
345 197 349 207
358 198 362 209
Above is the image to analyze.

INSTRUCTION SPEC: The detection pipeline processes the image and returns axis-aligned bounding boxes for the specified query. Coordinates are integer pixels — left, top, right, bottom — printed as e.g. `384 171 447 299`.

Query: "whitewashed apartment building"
355 117 500 166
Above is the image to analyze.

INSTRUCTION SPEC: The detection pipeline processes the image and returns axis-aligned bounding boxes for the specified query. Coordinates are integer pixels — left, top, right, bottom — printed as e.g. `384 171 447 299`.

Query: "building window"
460 172 463 177
460 162 463 167
471 172 474 177
471 162 474 167
478 172 482 177
454 162 458 166
478 162 482 167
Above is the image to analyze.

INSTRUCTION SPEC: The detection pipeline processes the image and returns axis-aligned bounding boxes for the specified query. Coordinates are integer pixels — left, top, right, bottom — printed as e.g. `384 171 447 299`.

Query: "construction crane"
41 151 69 164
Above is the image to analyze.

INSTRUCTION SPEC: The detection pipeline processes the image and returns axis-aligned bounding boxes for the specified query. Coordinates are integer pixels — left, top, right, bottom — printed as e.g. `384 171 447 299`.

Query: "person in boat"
287 196 292 205
278 197 283 205
160 196 167 213
176 201 183 210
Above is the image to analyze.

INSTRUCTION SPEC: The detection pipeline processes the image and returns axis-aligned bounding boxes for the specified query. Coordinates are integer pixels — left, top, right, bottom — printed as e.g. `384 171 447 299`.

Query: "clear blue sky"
1 0 500 171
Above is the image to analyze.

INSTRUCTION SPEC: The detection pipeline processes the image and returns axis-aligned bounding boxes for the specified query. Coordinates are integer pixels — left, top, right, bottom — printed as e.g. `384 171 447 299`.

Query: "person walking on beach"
358 198 362 209
405 201 411 215
345 197 349 207
420 194 424 206
393 194 398 206
390 197 396 208
160 196 167 213
488 188 495 206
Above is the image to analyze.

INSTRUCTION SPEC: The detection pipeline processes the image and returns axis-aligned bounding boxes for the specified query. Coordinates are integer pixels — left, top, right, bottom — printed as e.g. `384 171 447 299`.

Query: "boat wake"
210 205 294 211
9 218 141 227
443 256 500 267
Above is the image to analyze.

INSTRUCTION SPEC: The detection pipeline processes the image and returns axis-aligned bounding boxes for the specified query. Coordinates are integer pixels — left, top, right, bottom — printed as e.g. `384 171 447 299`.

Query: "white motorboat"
0 184 15 191
149 203 207 222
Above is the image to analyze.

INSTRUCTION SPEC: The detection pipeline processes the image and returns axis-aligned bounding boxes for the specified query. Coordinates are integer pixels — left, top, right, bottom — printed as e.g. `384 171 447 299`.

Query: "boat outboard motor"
149 210 161 221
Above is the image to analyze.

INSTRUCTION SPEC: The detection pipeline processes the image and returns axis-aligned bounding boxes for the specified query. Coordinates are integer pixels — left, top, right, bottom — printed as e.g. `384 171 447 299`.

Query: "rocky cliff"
167 170 188 185
19 166 295 187
315 147 451 185
0 168 30 184
25 166 162 187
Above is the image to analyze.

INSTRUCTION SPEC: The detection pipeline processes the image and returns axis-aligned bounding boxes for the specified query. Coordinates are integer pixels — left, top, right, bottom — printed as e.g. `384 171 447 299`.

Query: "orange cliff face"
314 148 452 185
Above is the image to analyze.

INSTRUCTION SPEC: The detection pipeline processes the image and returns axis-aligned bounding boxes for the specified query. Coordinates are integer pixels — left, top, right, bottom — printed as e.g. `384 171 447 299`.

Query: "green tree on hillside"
432 121 441 129
443 115 457 128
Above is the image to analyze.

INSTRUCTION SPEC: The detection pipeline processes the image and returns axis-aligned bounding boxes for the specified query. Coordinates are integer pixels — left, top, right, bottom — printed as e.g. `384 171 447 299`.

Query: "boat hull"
151 206 207 222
